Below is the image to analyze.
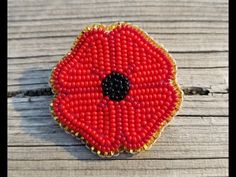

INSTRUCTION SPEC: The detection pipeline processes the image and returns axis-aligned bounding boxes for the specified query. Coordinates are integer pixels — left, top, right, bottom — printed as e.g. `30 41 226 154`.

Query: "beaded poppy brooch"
49 22 183 157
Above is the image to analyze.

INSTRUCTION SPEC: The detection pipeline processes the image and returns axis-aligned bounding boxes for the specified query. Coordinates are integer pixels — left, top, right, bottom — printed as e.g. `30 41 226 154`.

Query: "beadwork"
49 22 183 157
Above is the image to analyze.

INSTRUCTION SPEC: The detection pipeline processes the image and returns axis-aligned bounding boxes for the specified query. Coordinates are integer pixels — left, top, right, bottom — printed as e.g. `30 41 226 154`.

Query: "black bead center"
102 71 130 101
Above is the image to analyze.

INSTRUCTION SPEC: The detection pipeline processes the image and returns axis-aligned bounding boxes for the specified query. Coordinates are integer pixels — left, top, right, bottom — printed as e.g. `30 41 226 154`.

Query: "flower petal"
52 94 121 155
51 55 101 94
51 28 114 94
122 82 181 151
109 23 175 81
73 28 112 76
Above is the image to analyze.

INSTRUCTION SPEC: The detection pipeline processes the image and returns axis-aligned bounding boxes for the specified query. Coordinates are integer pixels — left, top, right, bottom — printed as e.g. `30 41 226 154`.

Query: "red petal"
73 28 112 76
123 82 181 150
109 24 175 80
51 28 113 93
51 54 101 94
52 94 121 153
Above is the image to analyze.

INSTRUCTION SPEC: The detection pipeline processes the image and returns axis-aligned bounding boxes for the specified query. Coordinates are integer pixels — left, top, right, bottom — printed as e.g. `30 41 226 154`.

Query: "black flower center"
102 71 130 101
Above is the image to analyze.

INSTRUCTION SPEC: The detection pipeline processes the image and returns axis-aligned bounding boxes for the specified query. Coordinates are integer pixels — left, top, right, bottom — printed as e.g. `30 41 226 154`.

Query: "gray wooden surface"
8 0 228 177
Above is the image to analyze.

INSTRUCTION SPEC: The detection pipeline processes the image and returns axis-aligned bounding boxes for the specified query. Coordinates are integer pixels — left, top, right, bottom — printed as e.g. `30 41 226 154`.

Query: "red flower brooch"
50 22 183 157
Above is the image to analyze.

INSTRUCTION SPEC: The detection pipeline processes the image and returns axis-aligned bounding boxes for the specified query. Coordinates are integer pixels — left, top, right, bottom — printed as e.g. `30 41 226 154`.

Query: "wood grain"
8 159 228 177
8 33 228 58
7 67 228 93
8 0 228 176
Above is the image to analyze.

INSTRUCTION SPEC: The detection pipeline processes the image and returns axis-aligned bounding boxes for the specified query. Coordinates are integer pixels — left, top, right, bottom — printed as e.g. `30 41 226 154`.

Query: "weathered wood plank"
8 21 228 40
8 95 228 117
8 33 228 58
8 0 229 176
8 125 228 147
8 116 228 145
7 0 228 8
8 0 228 22
7 124 228 146
8 159 228 177
8 7 227 22
8 112 228 160
10 158 227 171
8 94 228 147
7 52 228 68
8 115 228 127
7 67 228 93
8 169 229 177
8 142 228 160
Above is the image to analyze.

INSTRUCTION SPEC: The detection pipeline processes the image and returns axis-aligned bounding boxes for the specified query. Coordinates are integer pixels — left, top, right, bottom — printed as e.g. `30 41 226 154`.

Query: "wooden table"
8 0 228 176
